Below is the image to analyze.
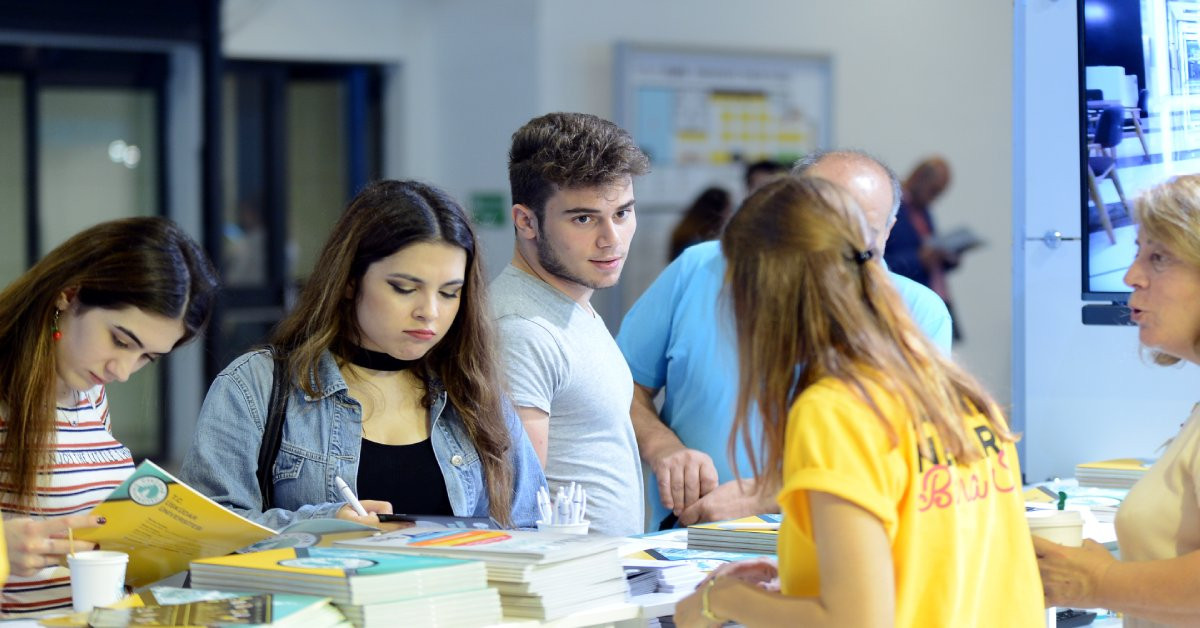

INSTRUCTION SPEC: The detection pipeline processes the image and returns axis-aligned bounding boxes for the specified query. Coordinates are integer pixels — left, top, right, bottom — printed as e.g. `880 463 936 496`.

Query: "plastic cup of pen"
1026 509 1083 547
67 550 129 613
536 519 590 535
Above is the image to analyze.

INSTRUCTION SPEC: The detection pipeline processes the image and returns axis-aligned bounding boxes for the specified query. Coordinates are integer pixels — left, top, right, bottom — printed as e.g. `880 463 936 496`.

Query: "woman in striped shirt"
0 217 218 616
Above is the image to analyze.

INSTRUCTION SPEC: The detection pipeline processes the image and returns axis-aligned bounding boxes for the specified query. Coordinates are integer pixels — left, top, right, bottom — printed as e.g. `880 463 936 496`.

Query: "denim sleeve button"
451 454 464 466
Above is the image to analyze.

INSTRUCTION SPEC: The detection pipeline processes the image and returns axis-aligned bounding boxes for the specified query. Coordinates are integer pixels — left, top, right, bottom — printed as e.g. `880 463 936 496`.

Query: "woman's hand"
334 499 393 524
1034 536 1116 608
700 556 780 592
674 577 729 628
6 514 105 577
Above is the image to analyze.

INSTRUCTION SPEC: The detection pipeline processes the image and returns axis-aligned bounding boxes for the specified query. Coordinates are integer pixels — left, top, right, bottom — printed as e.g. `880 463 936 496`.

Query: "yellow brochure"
74 460 276 587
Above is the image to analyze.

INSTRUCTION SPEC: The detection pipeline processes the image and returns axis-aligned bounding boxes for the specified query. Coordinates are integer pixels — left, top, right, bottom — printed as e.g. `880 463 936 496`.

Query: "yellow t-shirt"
777 376 1043 627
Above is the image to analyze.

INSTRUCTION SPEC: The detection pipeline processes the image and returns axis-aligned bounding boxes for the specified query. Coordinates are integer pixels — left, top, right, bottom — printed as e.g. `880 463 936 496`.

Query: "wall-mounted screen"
1081 0 1200 300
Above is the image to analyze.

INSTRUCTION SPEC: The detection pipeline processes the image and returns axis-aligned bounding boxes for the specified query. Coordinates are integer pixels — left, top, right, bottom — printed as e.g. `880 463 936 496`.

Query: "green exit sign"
471 192 507 228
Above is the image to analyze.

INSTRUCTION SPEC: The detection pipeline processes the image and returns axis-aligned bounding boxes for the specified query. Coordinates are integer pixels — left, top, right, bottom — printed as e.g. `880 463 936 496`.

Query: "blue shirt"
180 349 546 530
615 241 953 525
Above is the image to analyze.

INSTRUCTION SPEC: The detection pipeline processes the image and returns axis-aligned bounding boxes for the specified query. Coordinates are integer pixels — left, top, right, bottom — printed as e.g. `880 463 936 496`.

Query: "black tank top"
356 438 453 516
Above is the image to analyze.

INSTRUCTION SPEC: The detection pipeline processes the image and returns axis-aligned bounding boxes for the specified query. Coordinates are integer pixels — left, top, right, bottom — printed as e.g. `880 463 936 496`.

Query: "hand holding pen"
334 476 393 522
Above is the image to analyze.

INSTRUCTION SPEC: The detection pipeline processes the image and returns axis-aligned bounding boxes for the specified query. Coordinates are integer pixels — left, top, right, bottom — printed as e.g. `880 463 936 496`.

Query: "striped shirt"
1 385 134 617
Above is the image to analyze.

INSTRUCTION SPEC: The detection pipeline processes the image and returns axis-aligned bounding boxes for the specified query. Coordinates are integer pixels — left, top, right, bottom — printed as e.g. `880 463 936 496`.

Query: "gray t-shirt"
490 264 644 536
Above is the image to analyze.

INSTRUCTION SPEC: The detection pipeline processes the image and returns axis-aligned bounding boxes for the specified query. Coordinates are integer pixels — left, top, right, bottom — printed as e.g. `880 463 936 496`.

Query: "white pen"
572 487 584 524
335 476 369 517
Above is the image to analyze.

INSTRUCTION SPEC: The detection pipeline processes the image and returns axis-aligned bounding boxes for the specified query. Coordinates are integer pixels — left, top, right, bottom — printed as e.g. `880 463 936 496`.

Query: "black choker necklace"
344 345 419 372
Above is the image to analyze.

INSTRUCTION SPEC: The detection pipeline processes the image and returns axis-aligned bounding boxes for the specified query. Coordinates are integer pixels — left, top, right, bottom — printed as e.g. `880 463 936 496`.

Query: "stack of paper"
335 527 631 621
625 567 659 596
654 564 705 593
687 514 781 554
1025 484 1128 524
190 547 499 627
1075 458 1154 490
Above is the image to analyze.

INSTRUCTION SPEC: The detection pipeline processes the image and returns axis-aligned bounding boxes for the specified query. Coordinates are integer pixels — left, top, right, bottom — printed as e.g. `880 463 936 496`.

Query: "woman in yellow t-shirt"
1035 175 1200 627
674 176 1043 627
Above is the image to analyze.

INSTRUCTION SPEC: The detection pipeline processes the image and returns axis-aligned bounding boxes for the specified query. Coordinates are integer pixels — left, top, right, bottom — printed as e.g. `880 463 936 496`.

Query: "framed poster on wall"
613 43 832 208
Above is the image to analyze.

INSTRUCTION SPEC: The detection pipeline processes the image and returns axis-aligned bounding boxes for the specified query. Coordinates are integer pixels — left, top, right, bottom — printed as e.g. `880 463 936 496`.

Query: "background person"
182 180 545 530
743 158 786 195
1035 174 1200 627
667 186 732 262
884 156 963 337
673 176 1041 626
0 217 219 616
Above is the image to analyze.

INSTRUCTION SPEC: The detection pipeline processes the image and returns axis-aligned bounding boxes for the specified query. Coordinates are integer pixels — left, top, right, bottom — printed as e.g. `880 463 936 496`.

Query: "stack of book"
1075 457 1154 490
335 527 631 621
190 547 500 627
687 514 780 554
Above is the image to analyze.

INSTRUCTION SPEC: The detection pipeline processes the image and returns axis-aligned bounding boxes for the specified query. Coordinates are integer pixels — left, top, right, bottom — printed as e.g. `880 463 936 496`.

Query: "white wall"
532 0 1015 405
1015 0 1197 481
222 0 1018 407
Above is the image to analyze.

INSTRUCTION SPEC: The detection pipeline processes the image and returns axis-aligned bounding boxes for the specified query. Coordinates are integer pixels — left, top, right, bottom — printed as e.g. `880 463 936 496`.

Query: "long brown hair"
270 180 515 525
722 177 1011 487
0 217 218 511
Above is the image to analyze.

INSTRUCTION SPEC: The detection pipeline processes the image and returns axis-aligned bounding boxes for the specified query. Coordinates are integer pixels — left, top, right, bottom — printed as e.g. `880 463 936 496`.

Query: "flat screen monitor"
1080 0 1200 301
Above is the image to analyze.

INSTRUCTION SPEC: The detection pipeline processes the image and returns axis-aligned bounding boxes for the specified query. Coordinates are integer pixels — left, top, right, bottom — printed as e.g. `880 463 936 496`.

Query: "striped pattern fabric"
1 385 134 617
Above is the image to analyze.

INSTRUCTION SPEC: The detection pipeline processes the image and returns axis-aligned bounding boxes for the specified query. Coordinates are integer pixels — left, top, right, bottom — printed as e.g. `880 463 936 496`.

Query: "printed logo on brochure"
129 475 169 506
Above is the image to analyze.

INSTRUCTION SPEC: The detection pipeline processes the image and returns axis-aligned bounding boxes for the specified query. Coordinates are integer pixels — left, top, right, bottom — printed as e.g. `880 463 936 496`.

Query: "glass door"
211 62 381 377
0 46 168 459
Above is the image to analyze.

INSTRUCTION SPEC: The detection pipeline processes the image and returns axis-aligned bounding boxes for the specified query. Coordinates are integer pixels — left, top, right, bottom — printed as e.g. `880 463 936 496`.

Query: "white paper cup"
536 520 589 535
67 550 129 613
1026 509 1084 547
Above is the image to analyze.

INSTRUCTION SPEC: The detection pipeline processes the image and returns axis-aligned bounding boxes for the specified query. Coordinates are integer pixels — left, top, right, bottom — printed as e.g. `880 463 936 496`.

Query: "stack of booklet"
686 514 781 554
335 527 630 621
1075 457 1155 490
190 547 500 627
624 546 764 595
87 586 348 628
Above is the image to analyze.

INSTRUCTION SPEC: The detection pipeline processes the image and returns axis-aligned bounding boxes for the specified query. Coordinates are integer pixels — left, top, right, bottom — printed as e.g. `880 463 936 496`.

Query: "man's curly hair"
509 112 650 220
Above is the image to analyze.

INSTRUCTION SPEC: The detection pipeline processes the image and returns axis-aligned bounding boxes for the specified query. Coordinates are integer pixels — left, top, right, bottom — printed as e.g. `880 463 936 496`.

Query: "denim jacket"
180 349 546 530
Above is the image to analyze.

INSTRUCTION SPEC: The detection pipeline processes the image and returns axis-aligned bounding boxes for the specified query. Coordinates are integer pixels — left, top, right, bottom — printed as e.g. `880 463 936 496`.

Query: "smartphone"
375 514 497 529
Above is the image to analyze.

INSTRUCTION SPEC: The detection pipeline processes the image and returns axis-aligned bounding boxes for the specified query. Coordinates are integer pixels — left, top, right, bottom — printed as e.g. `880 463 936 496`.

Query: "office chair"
1086 106 1128 244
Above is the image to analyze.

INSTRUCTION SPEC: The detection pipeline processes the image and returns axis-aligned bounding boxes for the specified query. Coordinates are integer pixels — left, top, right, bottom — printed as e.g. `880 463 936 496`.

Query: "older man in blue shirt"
617 150 953 529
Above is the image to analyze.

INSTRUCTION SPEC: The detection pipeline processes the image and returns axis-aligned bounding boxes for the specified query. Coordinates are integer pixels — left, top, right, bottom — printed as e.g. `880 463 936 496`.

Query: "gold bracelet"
701 577 724 623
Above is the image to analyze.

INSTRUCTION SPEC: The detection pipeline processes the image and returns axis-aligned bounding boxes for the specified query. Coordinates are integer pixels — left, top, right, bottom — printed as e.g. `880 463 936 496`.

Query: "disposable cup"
67 550 128 613
536 520 589 535
1026 509 1084 547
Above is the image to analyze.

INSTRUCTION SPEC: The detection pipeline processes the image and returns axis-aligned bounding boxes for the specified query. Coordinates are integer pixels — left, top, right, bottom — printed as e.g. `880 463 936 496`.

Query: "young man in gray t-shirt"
490 112 650 537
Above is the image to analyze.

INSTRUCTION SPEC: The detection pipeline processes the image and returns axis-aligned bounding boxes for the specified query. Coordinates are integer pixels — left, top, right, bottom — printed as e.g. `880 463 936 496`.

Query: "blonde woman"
1036 174 1200 627
674 177 1042 627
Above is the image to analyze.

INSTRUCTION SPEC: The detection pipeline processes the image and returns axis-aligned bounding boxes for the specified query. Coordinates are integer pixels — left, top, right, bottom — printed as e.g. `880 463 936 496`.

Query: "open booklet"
927 226 984 257
72 460 282 587
72 460 494 586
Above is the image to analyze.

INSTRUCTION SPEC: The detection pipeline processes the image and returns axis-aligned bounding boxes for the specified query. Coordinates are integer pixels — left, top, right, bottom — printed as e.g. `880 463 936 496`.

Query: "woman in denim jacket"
181 180 545 530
